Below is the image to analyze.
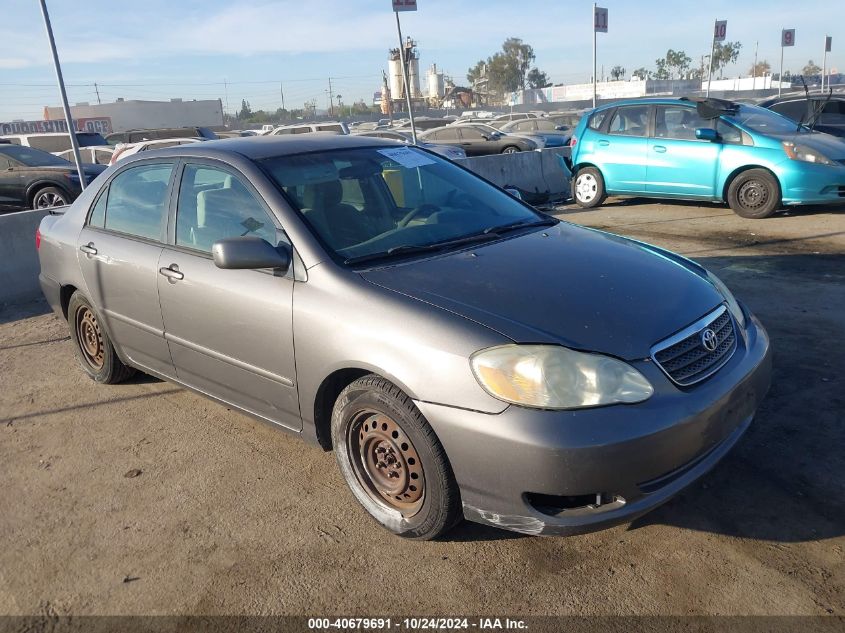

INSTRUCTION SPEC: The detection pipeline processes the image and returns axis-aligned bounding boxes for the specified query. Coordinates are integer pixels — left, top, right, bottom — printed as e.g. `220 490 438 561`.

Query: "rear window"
76 133 108 147
319 125 344 133
588 110 609 130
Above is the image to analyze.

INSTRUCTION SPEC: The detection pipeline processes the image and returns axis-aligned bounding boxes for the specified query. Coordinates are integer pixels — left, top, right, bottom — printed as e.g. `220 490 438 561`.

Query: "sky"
1 0 842 121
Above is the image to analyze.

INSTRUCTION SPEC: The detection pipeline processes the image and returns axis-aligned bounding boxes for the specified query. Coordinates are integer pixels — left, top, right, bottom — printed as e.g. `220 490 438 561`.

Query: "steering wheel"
398 203 440 227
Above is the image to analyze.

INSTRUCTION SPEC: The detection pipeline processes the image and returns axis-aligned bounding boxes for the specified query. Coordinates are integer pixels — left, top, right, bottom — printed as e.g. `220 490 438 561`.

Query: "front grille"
652 306 737 386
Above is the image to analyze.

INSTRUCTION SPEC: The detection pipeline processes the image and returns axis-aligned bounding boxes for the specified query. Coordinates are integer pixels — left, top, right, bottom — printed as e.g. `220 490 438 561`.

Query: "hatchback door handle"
79 243 97 255
653 145 667 153
159 265 184 281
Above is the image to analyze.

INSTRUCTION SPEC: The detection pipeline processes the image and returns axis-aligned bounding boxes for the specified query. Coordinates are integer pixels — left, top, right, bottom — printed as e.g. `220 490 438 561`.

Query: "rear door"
76 161 176 377
597 104 651 193
646 104 720 197
156 162 300 429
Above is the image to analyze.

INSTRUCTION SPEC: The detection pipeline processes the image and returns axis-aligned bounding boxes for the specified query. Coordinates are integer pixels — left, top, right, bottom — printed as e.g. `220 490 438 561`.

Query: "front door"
598 104 651 193
646 105 720 197
76 161 176 377
157 162 300 429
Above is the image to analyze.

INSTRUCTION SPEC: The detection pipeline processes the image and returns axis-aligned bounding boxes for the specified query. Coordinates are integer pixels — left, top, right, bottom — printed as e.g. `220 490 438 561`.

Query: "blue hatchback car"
567 97 845 218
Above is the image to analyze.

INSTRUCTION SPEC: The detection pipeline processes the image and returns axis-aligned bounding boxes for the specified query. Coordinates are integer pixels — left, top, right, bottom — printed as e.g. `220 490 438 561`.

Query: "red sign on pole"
714 20 727 42
782 29 795 47
392 0 417 11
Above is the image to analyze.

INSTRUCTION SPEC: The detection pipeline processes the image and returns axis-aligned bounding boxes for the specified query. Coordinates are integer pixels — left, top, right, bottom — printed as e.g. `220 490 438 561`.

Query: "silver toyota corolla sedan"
37 135 771 539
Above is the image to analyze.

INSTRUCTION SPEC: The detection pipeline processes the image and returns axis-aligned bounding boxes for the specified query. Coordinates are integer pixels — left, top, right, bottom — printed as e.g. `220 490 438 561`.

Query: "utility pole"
592 3 597 108
223 78 229 119
752 41 758 90
280 82 285 112
94 82 101 104
38 0 85 187
328 77 334 118
394 12 417 143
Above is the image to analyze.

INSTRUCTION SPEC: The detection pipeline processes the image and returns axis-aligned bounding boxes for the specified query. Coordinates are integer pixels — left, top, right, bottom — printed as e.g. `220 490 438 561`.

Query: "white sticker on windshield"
377 146 436 168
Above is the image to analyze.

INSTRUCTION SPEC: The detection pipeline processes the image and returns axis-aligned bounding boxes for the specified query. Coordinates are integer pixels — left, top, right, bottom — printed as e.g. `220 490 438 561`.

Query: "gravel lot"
1 199 843 619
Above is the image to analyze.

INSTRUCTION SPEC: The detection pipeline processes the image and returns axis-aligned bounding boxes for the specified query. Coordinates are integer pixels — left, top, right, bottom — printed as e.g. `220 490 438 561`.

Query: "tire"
67 291 135 384
331 374 462 540
726 169 781 219
501 145 520 154
31 186 70 210
573 166 607 208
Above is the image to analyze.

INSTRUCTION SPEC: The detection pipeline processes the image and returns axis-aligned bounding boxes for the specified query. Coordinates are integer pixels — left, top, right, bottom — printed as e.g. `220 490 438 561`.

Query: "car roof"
140 133 401 161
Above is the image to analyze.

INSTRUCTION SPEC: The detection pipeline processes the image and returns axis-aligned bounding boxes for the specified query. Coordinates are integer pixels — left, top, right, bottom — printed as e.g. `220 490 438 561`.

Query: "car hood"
767 130 845 158
360 223 724 360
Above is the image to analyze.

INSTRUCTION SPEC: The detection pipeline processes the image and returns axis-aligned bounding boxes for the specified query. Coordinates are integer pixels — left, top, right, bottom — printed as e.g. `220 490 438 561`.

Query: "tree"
665 49 692 79
465 38 547 98
749 60 771 76
526 68 551 89
238 99 252 120
467 60 487 85
654 58 670 80
802 60 822 76
711 42 742 77
631 67 651 80
610 65 626 80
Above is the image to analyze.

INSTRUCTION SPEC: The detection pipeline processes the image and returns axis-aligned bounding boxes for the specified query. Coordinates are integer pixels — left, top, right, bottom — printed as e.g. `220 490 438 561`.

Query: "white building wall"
44 99 224 133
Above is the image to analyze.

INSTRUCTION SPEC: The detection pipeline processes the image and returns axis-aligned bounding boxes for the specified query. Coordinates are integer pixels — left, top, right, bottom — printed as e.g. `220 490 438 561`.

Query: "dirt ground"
0 198 843 619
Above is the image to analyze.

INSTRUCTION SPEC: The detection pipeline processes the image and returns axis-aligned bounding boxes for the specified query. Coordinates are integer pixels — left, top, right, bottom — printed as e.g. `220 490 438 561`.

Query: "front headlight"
470 345 653 410
706 271 746 329
782 142 836 166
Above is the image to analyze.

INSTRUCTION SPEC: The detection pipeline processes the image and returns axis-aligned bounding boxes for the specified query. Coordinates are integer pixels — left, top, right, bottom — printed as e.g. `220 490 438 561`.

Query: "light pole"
38 0 85 187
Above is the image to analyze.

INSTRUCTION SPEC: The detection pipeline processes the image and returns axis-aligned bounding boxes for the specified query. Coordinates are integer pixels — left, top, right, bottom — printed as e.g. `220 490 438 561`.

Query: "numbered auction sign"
714 20 727 42
594 6 608 33
392 0 417 11
782 29 795 47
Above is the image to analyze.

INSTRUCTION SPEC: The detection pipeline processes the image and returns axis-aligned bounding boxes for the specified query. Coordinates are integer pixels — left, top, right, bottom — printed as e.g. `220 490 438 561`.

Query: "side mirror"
212 236 291 272
481 134 491 141
695 128 720 142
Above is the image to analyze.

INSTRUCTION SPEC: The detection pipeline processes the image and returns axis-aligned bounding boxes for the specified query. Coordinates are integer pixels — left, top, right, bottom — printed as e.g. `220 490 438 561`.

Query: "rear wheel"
331 375 462 540
32 187 69 210
726 169 781 219
573 166 607 208
68 291 135 384
501 145 520 154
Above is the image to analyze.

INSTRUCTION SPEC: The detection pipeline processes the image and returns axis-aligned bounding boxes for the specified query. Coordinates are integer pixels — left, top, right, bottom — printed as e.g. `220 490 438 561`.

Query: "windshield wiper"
344 232 501 266
483 217 558 234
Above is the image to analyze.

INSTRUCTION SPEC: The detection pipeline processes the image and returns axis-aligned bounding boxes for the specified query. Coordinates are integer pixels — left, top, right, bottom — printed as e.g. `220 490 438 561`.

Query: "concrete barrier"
0 209 49 306
456 147 570 204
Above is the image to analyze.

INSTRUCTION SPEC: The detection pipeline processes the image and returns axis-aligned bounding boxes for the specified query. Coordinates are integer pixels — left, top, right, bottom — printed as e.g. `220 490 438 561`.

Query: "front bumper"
416 310 772 536
777 160 845 205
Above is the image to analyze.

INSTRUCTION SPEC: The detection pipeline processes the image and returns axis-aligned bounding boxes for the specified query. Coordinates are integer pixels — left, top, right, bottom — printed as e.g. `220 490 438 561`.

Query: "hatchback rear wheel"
68 291 135 384
726 169 781 219
573 167 607 208
331 375 462 540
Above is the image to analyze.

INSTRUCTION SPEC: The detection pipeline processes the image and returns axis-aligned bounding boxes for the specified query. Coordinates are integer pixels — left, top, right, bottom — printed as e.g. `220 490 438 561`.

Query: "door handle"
79 243 97 255
158 265 184 281
598 140 610 146
652 145 667 153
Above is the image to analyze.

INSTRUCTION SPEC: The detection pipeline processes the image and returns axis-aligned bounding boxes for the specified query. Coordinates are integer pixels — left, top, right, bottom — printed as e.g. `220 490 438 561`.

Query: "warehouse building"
43 98 224 133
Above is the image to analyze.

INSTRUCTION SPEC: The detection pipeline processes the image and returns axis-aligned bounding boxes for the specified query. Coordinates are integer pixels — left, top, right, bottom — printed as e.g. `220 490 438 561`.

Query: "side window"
654 106 711 140
176 164 279 253
292 127 312 134
435 128 459 141
104 163 173 240
608 106 649 137
588 110 609 131
459 128 485 140
715 119 743 144
88 189 108 228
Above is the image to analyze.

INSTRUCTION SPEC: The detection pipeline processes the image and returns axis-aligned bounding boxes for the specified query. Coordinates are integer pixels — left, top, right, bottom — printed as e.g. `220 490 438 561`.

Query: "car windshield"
260 146 551 264
1 144 71 167
727 104 808 135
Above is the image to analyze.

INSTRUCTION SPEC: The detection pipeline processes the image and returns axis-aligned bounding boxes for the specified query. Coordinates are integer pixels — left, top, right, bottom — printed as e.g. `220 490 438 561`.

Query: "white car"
271 122 349 135
56 146 115 165
109 138 202 165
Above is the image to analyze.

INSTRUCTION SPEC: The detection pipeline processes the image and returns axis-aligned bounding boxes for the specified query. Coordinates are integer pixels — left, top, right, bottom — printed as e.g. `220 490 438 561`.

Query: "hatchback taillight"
35 228 41 250
570 136 577 148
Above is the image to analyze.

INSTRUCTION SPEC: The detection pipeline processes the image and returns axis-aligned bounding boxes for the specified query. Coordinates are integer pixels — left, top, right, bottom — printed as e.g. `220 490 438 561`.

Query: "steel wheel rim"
75 306 105 370
348 411 425 517
576 173 597 202
738 180 768 209
35 192 64 209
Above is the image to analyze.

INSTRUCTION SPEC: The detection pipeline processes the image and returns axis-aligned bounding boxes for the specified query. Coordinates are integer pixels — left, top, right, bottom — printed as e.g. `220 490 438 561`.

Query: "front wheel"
501 145 520 154
726 169 781 219
32 186 69 210
331 375 462 540
573 166 607 208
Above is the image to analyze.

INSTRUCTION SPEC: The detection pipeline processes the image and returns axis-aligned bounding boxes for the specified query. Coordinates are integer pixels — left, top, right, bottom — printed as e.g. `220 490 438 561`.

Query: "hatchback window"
654 106 711 140
608 106 649 137
176 164 279 253
104 163 173 240
588 110 608 131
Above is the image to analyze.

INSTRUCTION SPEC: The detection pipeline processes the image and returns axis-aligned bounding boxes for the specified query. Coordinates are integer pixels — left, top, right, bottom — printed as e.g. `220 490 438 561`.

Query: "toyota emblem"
700 328 718 352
